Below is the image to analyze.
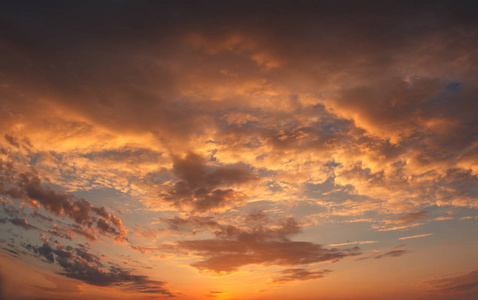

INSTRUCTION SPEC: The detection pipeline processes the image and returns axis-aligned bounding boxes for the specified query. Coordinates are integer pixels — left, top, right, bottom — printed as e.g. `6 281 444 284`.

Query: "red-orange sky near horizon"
1 1 478 299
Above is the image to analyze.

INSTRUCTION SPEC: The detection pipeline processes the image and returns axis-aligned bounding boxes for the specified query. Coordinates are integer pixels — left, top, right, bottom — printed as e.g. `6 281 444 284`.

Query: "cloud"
161 152 258 212
372 211 430 231
1 247 20 257
9 173 96 224
357 245 409 261
433 216 454 221
66 225 98 242
161 215 219 234
169 212 360 273
392 211 429 225
0 156 126 241
23 241 174 297
374 245 409 260
0 2 477 298
0 0 476 225
425 269 478 298
399 233 433 240
46 225 73 240
328 241 378 247
8 218 37 230
374 249 408 259
271 268 332 284
4 134 20 148
205 290 223 297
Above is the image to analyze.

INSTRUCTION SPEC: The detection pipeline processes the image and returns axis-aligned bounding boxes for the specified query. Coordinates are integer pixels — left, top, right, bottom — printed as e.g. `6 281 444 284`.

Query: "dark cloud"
30 211 54 223
91 206 124 229
169 212 359 273
0 159 126 241
162 152 257 212
96 218 119 235
374 249 408 260
271 268 332 284
4 135 20 148
25 242 56 263
46 228 73 240
0 0 477 217
83 147 164 166
1 247 19 257
392 211 429 225
0 197 22 217
356 245 409 261
8 218 37 230
161 215 219 234
425 269 478 298
67 225 98 242
10 173 95 224
23 241 174 297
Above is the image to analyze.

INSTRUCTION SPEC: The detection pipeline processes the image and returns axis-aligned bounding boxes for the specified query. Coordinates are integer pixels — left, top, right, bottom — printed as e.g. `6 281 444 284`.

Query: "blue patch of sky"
425 80 463 105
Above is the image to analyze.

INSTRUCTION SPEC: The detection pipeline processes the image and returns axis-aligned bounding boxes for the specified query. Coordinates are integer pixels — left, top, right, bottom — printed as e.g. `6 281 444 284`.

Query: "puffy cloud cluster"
161 152 258 212
0 147 127 242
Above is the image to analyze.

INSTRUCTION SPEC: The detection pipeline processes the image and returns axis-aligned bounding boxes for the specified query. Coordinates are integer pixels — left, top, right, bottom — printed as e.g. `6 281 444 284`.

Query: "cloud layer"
0 1 477 299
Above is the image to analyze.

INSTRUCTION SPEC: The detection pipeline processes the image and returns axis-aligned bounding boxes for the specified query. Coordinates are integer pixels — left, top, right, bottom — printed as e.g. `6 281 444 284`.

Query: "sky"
0 1 478 299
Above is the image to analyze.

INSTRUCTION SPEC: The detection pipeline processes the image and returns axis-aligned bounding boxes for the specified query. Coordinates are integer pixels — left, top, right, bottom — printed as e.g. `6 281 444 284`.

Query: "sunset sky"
1 1 478 299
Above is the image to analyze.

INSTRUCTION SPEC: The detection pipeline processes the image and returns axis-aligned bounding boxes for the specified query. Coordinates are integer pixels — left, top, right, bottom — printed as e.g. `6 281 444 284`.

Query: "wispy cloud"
424 269 478 298
398 233 433 240
329 241 378 247
271 268 332 284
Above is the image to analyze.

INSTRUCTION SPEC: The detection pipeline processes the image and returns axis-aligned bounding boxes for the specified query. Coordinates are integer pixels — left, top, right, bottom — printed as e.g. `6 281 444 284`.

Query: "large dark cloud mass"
1 0 477 214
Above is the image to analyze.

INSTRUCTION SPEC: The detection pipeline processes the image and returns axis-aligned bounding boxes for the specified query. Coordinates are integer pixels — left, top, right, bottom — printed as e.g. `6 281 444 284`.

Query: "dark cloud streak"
271 268 332 284
23 241 175 297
